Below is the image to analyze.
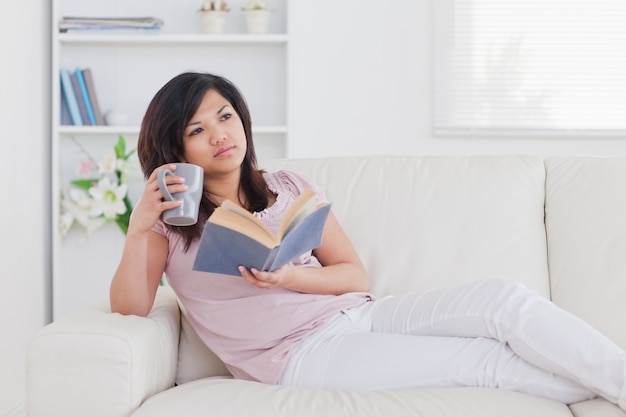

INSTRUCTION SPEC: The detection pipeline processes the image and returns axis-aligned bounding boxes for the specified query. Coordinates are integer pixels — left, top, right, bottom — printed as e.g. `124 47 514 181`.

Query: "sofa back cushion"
264 155 550 297
545 157 626 349
176 298 231 384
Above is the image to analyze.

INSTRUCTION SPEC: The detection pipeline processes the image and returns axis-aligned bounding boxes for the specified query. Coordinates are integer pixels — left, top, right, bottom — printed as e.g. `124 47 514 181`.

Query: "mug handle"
157 169 175 201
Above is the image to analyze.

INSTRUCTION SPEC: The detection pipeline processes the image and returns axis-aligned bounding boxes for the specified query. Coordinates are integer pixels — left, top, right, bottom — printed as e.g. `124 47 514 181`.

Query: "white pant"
281 279 626 407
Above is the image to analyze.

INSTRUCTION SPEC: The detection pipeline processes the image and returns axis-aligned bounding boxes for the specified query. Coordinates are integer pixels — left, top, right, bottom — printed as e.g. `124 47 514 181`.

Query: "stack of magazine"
59 17 164 32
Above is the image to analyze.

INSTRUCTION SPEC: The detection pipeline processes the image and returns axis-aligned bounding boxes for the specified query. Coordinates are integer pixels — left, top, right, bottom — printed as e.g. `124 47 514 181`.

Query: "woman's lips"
214 145 235 157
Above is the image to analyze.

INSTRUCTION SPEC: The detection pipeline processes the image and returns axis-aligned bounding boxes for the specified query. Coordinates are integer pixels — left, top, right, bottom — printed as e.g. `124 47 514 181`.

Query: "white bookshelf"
51 0 289 319
59 32 289 44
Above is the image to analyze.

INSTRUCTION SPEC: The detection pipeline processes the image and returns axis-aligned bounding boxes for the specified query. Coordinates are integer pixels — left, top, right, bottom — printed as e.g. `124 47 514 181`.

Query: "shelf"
58 32 288 45
52 0 289 320
58 125 288 135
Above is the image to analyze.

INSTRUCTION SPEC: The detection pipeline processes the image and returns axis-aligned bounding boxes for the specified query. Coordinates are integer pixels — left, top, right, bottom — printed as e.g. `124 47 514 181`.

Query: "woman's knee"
477 278 531 298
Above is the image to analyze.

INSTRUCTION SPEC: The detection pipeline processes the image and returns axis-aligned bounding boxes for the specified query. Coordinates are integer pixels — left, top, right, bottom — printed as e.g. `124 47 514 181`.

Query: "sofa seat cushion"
132 377 574 417
569 398 626 417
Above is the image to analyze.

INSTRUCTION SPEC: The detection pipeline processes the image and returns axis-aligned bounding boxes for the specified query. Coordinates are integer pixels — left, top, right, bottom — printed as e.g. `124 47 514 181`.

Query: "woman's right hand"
128 164 189 234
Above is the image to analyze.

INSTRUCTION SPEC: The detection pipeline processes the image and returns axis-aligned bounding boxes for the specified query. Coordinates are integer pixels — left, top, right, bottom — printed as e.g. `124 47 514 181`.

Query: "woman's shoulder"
263 169 328 205
264 170 318 193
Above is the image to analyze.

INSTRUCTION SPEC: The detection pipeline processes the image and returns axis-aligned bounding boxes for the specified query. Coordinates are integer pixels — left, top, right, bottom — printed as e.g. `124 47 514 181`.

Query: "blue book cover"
60 90 72 125
82 68 105 125
193 192 331 277
75 67 97 125
59 68 83 125
70 71 90 124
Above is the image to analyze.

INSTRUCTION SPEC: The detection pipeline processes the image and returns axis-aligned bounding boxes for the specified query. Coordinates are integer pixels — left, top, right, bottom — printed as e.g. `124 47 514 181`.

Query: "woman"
110 72 626 409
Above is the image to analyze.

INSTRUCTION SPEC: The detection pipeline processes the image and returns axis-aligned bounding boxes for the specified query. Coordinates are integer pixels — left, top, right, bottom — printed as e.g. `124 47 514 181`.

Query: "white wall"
0 0 50 415
288 1 626 158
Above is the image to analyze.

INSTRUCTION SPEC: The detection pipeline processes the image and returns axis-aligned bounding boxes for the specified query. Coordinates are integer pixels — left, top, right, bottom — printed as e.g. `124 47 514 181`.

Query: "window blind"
433 0 626 134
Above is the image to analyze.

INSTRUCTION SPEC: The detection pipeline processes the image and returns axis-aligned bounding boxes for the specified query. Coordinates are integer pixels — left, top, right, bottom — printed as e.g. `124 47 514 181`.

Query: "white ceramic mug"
157 163 204 226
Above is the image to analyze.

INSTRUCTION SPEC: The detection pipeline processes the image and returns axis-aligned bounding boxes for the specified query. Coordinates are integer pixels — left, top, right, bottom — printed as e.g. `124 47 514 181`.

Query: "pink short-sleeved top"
153 170 372 384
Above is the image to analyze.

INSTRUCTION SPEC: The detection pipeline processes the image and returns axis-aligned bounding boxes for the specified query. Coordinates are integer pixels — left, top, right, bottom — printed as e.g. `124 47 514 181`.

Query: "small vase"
199 10 228 34
104 109 129 126
243 9 271 34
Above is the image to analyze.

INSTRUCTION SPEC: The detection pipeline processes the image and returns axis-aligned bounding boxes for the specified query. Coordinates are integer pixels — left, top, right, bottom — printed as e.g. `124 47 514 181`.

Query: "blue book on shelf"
70 71 90 124
82 68 105 125
75 67 97 125
60 89 72 125
59 68 83 125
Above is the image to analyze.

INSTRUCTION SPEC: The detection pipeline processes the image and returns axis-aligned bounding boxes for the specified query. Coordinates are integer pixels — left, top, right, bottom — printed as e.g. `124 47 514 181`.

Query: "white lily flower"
61 136 136 237
98 153 118 175
59 212 75 236
61 188 92 227
116 156 139 182
88 176 129 219
85 216 108 234
59 206 107 235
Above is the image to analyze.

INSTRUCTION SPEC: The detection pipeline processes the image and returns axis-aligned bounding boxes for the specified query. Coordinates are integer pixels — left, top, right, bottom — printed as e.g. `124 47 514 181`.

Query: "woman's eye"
189 127 203 136
220 113 232 122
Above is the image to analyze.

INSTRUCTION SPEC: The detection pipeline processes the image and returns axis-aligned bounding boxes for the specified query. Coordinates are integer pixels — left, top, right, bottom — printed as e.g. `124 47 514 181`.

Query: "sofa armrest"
27 286 180 417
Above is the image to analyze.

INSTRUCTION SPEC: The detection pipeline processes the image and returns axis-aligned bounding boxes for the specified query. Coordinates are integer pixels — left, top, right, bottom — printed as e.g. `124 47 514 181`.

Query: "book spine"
262 248 280 272
70 71 90 124
75 67 97 125
60 89 72 125
59 68 83 126
82 68 105 125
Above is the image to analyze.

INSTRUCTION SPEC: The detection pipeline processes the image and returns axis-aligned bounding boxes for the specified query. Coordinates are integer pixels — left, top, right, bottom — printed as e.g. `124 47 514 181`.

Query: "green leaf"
124 148 137 161
115 217 129 235
114 135 126 160
115 195 133 235
114 135 136 161
71 178 98 189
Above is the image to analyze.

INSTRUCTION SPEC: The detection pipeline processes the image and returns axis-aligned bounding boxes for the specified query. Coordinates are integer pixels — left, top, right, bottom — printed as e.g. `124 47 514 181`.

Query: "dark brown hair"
137 72 271 249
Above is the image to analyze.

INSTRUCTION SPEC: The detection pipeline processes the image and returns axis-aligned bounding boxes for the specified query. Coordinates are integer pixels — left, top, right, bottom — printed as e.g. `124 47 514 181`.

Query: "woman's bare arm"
110 164 186 316
239 211 370 294
110 230 168 316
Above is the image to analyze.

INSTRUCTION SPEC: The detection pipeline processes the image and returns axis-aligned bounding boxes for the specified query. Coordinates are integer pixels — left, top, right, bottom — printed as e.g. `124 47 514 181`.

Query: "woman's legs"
288 329 595 404
369 279 626 407
283 279 625 407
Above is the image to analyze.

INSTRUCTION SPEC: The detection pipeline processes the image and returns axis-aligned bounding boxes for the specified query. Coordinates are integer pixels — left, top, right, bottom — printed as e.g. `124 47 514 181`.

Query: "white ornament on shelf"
199 10 228 33
199 1 230 34
104 110 130 126
243 9 271 34
242 0 272 34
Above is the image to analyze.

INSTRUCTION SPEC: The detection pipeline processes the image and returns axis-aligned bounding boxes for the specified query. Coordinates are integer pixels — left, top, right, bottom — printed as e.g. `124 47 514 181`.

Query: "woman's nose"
210 130 227 145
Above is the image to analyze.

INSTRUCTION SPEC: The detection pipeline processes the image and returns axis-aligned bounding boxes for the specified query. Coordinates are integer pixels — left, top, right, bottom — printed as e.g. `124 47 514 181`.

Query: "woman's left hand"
236 211 370 295
238 265 293 290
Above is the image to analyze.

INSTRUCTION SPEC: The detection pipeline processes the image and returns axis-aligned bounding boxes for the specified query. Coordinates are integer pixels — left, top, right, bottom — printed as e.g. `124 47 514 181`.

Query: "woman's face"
182 88 247 178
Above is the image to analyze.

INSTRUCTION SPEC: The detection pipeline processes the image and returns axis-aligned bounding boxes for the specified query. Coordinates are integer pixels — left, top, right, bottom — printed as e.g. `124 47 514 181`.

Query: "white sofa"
27 155 626 417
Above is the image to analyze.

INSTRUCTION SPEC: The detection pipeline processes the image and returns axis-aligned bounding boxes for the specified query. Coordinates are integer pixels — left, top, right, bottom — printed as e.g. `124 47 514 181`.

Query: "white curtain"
433 0 626 134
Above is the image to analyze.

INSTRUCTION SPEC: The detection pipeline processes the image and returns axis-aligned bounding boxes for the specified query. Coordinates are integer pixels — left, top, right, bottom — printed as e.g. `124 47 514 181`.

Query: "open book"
192 189 332 276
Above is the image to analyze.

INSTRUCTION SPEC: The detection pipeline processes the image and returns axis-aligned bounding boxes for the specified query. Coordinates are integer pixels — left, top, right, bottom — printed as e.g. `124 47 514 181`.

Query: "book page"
209 203 277 248
278 189 319 240
270 204 332 270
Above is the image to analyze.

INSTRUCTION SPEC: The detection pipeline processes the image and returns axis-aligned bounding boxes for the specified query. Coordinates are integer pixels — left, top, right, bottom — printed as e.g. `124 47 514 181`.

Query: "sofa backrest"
265 155 550 297
545 157 626 349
